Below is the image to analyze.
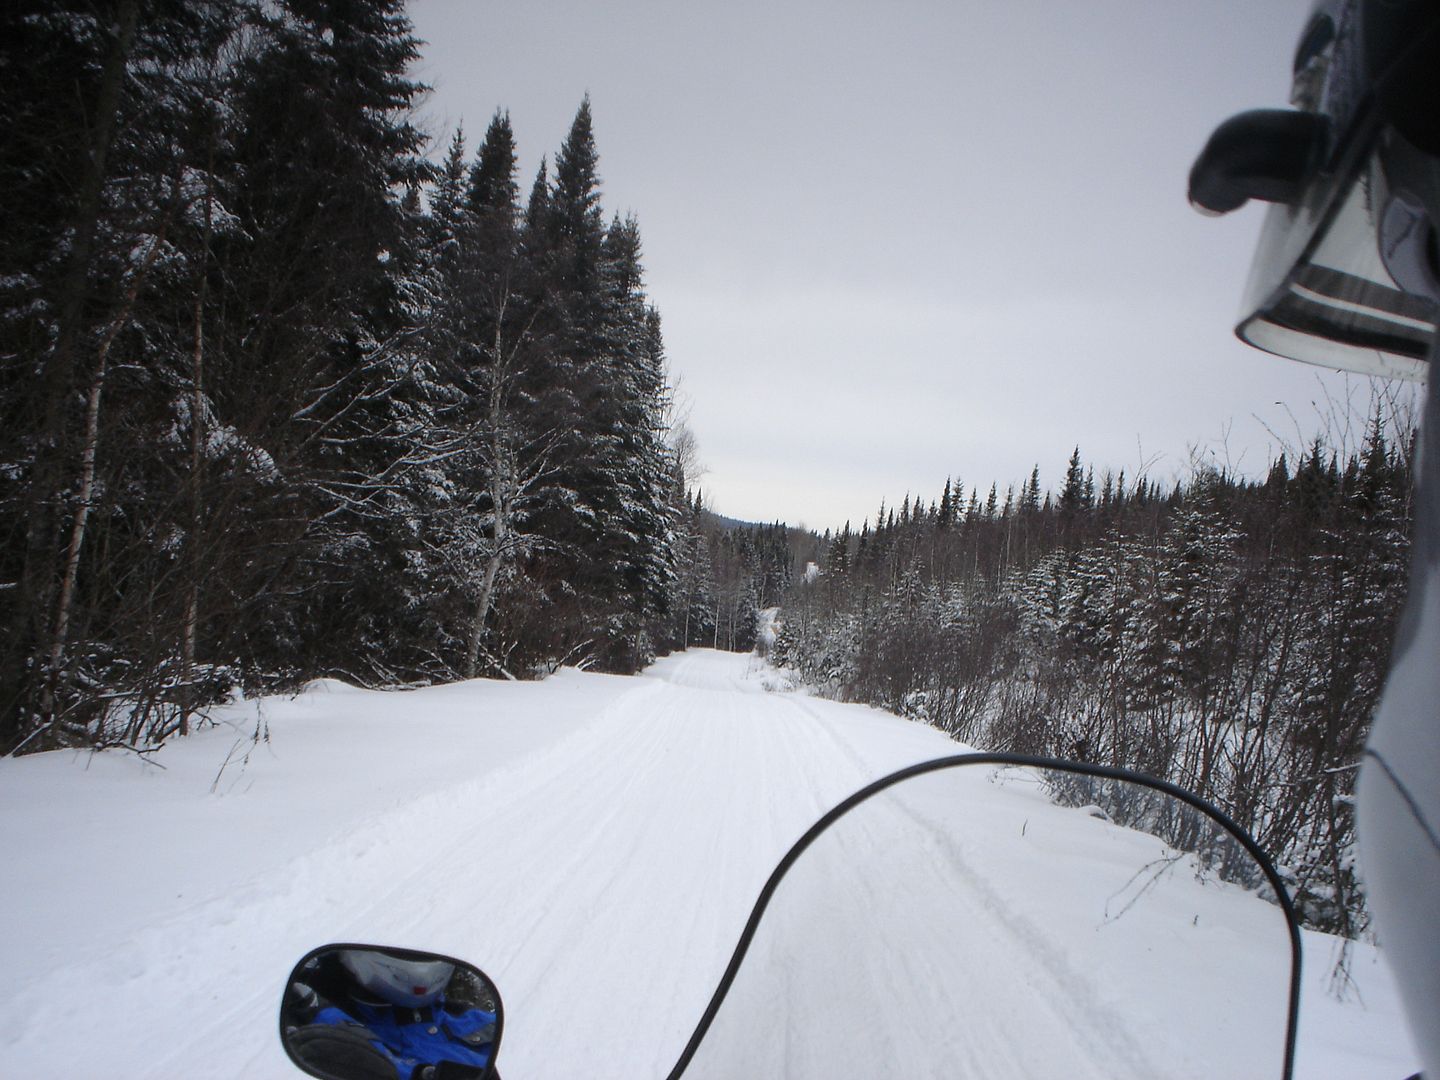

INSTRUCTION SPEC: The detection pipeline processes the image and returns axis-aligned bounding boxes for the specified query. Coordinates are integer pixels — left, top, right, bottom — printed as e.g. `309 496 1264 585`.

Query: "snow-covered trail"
402 651 969 1078
0 651 951 1078
0 650 1419 1078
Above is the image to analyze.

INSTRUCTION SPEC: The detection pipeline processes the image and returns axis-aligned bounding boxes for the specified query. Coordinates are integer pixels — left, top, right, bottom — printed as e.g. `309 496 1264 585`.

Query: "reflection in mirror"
280 944 501 1080
671 756 1300 1080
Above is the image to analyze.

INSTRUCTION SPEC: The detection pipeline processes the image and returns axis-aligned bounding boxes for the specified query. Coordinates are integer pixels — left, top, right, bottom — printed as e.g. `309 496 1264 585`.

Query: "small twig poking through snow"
80 741 169 771
1102 852 1186 925
210 705 270 794
989 765 1044 790
211 739 247 793
91 741 168 761
1327 936 1365 1004
6 721 55 757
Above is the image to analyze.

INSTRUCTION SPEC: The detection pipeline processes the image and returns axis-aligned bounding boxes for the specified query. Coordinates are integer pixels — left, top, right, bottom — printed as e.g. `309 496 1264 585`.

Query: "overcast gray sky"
408 0 1395 531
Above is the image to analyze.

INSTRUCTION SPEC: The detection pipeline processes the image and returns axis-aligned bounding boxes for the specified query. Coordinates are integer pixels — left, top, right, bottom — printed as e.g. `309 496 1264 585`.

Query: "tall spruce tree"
470 110 520 223
519 99 678 668
199 0 429 683
0 0 252 747
1 16 690 745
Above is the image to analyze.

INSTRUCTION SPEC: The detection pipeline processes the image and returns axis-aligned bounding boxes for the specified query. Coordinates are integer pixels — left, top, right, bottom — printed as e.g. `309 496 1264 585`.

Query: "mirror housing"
280 944 502 1080
1189 109 1330 215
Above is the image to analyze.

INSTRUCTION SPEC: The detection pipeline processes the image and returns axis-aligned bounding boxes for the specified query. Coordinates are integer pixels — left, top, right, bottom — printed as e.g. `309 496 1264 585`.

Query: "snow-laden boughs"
1 6 685 751
775 434 1412 936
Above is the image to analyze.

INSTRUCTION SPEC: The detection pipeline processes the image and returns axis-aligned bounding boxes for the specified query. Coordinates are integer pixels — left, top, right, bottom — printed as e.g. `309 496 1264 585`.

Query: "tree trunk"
464 311 520 679
8 0 141 748
464 508 508 679
38 225 165 732
40 353 109 727
180 129 217 738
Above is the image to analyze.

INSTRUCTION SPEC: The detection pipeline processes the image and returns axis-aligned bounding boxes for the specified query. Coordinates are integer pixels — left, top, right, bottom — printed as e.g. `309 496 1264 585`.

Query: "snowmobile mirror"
280 944 503 1080
1189 109 1329 215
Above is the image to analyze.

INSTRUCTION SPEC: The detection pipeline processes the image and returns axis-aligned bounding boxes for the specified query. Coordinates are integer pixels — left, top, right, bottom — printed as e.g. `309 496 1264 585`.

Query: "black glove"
287 1022 400 1080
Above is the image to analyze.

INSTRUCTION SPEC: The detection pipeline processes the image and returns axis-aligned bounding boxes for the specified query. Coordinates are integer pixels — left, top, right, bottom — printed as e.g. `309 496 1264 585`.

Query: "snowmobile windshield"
1235 1 1435 378
666 756 1301 1080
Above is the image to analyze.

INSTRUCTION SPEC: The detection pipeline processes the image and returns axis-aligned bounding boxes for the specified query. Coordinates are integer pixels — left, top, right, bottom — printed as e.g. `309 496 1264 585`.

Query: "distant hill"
702 509 773 532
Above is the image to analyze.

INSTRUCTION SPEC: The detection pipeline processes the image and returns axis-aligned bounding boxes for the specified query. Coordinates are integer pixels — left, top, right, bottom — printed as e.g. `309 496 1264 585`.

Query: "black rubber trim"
662 752 1304 1080
1299 264 1440 323
1293 12 1336 74
1263 288 1435 359
279 942 505 1080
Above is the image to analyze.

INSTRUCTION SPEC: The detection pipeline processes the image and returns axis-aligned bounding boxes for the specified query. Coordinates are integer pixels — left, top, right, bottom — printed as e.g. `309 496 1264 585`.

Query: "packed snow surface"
0 650 1420 1078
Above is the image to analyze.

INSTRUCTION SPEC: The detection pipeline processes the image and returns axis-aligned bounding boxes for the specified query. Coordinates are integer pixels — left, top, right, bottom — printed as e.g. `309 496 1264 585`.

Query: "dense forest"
706 431 1410 935
1 0 1412 939
0 0 706 753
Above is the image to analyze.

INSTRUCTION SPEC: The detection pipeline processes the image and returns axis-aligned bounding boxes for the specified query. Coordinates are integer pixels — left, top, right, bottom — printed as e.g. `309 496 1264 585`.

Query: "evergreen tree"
1022 466 1041 514
216 0 429 681
1 0 254 746
550 95 605 284
523 158 551 235
0 3 689 744
469 109 520 220
1058 446 1087 544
